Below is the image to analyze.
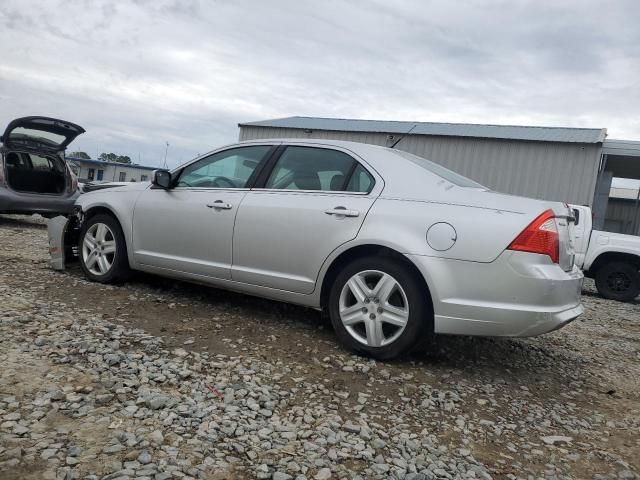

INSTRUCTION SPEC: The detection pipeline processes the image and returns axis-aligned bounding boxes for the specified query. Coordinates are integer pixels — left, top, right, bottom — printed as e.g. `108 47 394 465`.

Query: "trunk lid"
458 189 575 270
1 116 85 153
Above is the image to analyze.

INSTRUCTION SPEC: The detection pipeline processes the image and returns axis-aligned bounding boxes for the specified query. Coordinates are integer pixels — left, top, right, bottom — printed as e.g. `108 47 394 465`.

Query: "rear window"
390 149 485 188
10 127 66 148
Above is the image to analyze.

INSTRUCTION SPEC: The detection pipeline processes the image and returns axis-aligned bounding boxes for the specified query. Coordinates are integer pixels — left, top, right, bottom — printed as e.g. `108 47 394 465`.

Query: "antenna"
390 124 417 149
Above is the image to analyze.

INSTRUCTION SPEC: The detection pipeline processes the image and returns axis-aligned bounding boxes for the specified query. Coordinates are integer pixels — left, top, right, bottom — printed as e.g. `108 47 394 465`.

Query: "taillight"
508 209 559 263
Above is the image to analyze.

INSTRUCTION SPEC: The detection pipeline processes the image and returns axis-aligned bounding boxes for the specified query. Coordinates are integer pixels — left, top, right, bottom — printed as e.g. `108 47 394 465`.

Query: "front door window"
176 146 270 189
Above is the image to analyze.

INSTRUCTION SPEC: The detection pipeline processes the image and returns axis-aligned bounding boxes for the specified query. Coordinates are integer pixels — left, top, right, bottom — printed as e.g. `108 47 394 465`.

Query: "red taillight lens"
508 209 559 263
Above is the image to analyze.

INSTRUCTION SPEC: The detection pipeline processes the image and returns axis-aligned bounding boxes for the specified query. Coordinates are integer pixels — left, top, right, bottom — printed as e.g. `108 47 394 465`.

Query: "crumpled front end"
47 213 81 270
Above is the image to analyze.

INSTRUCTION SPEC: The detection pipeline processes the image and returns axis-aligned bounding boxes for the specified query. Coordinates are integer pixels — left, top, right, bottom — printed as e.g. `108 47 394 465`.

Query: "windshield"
391 149 485 188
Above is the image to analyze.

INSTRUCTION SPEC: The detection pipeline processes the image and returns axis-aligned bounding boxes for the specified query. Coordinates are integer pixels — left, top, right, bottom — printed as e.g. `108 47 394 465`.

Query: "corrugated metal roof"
239 116 607 144
602 139 640 157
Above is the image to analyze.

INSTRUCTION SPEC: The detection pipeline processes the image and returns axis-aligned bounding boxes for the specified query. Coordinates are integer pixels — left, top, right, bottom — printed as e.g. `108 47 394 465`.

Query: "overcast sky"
1 0 639 169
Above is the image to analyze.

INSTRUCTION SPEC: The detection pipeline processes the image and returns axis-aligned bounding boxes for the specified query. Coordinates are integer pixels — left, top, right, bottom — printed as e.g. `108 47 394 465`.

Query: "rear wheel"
328 256 432 360
594 261 640 302
79 213 130 283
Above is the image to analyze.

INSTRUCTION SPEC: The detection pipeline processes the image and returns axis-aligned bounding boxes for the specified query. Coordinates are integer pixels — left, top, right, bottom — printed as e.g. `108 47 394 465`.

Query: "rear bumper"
0 189 78 214
407 251 584 337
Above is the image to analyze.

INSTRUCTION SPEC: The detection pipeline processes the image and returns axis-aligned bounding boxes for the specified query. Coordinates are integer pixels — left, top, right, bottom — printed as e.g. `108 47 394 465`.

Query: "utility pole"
162 142 170 168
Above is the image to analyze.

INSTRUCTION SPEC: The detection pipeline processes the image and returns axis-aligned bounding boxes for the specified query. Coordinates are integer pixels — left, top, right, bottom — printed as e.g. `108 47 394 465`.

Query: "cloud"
1 0 639 168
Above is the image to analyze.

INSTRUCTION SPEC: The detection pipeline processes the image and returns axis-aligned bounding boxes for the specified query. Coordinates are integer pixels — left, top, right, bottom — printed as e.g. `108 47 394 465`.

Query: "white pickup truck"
571 204 640 302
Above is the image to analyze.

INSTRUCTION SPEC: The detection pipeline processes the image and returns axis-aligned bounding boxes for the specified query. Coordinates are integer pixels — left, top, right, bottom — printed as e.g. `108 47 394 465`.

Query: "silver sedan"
51 139 584 359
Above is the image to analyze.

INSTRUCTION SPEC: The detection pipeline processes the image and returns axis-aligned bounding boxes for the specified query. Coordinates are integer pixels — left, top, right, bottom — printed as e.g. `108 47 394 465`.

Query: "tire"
328 256 432 360
79 213 130 283
594 261 640 302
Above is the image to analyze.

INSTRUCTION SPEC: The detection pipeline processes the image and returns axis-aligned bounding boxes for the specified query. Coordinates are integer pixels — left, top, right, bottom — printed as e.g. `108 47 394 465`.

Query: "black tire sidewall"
79 213 129 283
595 261 640 302
328 256 432 360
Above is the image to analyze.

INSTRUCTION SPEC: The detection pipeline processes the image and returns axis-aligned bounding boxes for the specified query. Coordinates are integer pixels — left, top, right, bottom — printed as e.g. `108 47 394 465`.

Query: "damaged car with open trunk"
0 116 84 215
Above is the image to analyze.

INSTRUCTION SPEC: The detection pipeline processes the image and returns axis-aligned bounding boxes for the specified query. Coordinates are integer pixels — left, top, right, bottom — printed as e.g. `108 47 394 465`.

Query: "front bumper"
407 251 584 337
47 215 80 270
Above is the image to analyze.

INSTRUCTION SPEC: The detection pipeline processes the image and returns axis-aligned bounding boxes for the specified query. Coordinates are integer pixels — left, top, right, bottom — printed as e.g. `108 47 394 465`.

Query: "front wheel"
328 256 432 360
79 213 130 283
594 261 640 302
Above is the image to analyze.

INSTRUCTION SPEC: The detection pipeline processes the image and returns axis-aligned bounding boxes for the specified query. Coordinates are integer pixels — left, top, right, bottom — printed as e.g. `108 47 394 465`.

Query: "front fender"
75 190 143 267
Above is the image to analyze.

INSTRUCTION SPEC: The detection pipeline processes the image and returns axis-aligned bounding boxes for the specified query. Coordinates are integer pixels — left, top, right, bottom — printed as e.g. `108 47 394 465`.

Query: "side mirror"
152 169 172 189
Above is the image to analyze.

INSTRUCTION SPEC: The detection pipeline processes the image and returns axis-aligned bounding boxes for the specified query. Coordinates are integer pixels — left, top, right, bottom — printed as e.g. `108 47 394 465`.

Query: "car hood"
81 182 134 193
1 116 85 153
81 182 151 195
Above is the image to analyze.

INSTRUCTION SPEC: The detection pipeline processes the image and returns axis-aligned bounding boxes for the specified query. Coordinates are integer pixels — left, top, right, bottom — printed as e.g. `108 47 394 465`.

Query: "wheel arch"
587 251 640 277
81 205 133 267
319 243 434 313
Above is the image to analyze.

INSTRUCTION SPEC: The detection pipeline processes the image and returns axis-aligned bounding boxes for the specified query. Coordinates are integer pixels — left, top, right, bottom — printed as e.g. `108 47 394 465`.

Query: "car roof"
237 138 387 155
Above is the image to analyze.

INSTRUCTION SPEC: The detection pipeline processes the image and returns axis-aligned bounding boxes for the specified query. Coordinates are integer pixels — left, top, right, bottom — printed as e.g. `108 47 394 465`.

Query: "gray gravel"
0 214 638 480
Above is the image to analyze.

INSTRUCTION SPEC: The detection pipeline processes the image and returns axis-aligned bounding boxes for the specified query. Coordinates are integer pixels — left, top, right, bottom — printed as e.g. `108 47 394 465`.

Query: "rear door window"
265 146 373 192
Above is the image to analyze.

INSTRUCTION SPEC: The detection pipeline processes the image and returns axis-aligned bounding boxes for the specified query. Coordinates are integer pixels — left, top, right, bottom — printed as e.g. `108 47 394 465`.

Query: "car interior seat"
291 168 321 190
330 174 346 191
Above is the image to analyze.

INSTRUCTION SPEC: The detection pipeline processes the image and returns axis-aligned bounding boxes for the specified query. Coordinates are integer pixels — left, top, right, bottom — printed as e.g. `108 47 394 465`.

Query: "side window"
346 164 375 193
29 154 53 171
176 146 270 189
265 146 360 191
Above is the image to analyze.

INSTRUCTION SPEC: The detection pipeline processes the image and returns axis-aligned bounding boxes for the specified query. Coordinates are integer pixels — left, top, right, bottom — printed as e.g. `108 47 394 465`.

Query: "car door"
132 145 273 279
232 145 381 294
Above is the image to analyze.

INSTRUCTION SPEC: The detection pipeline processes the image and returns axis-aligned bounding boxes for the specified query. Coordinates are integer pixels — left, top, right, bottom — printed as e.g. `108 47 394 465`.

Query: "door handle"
325 207 360 217
206 201 233 210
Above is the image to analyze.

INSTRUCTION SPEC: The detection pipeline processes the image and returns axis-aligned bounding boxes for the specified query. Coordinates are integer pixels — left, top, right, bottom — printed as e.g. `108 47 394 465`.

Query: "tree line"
68 151 132 164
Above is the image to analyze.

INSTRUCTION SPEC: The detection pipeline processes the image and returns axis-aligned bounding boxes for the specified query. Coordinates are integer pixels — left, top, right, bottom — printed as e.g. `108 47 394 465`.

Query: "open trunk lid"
1 116 85 153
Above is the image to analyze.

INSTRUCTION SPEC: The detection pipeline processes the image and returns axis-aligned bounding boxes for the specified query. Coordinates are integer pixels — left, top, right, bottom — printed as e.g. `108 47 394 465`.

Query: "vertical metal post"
632 185 640 236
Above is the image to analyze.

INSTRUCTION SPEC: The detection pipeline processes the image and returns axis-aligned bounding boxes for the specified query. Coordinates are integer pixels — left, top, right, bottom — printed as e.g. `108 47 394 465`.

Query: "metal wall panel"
604 198 640 236
239 126 602 205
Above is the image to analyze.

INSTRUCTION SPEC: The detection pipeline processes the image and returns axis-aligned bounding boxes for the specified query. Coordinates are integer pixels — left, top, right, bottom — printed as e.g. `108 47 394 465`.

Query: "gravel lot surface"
0 214 638 480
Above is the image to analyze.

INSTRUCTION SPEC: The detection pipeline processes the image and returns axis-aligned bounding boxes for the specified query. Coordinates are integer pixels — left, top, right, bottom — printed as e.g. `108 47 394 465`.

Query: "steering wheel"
212 176 236 188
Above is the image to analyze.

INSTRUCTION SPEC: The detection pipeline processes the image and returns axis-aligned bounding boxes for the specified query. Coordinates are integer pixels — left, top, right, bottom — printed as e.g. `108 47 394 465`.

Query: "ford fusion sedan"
50 139 584 359
1 116 84 215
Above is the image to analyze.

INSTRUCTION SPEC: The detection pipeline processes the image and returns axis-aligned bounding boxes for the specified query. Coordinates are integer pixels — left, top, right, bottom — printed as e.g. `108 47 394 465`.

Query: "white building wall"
74 163 155 183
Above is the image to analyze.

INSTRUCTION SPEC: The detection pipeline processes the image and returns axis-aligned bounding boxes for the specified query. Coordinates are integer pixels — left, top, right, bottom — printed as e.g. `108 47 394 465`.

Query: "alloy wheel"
82 223 116 276
339 270 409 347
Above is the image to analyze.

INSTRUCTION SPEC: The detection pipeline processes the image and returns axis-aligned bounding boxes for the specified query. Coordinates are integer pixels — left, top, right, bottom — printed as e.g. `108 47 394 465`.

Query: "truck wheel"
594 261 640 302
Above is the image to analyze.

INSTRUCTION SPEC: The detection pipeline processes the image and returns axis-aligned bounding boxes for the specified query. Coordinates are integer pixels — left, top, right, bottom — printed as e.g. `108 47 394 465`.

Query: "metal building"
601 139 640 235
238 117 606 207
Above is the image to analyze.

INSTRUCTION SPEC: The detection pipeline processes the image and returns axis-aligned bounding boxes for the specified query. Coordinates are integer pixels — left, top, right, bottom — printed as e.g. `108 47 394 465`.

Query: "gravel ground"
0 214 638 480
